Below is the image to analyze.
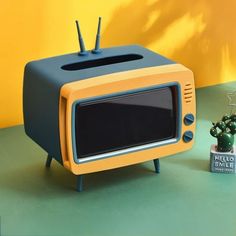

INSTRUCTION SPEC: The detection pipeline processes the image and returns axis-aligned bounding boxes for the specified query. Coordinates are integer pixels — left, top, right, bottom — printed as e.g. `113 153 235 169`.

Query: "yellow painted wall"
1 0 236 128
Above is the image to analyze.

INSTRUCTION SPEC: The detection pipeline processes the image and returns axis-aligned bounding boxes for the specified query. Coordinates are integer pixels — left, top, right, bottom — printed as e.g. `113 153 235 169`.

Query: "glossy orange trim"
59 64 196 175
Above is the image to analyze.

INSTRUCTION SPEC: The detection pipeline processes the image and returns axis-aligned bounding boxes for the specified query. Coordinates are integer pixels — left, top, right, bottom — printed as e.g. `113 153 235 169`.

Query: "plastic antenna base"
78 50 88 56
91 49 102 54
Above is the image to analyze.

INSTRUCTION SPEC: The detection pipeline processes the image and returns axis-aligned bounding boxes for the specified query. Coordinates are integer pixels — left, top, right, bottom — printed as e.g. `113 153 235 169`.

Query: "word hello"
214 155 235 162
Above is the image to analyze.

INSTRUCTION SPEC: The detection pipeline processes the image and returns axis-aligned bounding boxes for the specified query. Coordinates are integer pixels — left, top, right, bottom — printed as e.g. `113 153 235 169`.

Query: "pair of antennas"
76 17 102 56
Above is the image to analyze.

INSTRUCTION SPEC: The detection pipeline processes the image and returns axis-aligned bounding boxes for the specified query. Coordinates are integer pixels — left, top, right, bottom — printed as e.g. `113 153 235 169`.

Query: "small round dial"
184 114 195 126
183 131 194 143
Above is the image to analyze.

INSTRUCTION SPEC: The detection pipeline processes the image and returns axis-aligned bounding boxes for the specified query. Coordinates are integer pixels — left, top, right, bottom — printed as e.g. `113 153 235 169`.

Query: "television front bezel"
71 82 181 163
59 63 195 175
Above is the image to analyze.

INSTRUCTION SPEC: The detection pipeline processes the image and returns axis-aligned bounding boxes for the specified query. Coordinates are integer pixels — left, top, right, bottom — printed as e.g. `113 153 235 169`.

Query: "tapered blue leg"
77 175 83 192
45 155 52 168
153 159 160 173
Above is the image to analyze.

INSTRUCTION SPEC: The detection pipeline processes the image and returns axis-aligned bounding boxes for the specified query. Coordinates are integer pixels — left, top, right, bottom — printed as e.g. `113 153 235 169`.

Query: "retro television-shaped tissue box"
23 18 196 191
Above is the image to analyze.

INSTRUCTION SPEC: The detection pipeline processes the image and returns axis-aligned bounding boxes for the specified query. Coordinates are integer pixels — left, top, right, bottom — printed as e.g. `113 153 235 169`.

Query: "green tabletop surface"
1 82 236 236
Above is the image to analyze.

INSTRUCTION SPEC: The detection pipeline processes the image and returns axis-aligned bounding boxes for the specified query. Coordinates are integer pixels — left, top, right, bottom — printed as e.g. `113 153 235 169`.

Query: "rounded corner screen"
75 86 178 159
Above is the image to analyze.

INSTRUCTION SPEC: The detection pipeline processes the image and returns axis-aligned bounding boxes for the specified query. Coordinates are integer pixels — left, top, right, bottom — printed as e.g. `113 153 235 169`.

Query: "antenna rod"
75 20 88 56
92 17 102 54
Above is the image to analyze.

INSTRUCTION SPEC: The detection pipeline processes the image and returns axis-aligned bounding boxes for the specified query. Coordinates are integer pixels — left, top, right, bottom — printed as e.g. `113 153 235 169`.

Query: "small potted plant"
210 114 236 173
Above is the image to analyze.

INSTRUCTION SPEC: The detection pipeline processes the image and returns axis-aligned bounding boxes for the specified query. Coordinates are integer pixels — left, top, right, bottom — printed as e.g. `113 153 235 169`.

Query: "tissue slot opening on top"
61 54 143 71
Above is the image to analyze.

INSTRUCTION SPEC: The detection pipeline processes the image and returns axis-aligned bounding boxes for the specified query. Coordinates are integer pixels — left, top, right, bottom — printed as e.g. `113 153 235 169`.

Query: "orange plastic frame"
59 64 195 175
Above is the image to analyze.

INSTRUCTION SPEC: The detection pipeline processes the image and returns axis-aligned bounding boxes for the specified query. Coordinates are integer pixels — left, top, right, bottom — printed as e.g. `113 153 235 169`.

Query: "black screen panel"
75 86 177 158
